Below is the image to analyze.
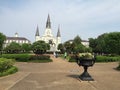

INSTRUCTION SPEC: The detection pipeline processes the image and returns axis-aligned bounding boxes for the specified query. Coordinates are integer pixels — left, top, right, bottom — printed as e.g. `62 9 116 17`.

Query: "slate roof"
6 37 31 42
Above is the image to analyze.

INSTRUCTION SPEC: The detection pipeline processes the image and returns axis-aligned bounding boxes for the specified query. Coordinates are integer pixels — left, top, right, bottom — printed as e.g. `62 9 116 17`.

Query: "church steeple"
57 25 61 37
35 25 39 36
46 14 51 28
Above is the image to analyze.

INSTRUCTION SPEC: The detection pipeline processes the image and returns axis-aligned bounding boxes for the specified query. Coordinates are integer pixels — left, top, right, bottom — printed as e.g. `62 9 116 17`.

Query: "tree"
89 38 97 52
105 32 120 55
64 41 72 53
32 40 50 54
97 33 108 54
21 43 31 53
0 32 6 53
89 32 120 55
72 35 87 53
57 43 64 53
73 35 82 45
4 42 22 54
73 44 85 53
89 34 108 54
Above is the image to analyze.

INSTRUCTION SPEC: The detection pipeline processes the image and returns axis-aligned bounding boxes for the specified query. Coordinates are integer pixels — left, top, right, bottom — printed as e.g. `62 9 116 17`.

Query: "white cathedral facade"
35 14 61 52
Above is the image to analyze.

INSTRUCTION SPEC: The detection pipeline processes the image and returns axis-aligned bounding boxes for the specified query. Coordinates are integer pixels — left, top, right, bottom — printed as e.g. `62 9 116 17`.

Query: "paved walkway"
0 55 120 90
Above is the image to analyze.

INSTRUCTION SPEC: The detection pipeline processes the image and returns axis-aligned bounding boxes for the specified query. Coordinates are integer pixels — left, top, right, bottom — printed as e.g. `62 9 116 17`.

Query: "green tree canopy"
63 35 90 54
89 38 97 52
72 35 90 53
21 43 31 53
89 32 120 55
0 32 6 51
64 41 72 53
57 43 64 53
105 32 120 55
95 33 108 54
32 40 50 54
4 42 21 54
73 44 85 53
73 35 82 45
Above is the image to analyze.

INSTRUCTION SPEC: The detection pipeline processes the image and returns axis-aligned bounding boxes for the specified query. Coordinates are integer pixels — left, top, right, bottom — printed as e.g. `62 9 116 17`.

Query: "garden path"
0 55 120 90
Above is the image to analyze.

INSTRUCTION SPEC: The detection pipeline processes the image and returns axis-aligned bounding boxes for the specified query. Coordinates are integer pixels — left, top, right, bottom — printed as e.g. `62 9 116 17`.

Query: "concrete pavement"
0 55 120 90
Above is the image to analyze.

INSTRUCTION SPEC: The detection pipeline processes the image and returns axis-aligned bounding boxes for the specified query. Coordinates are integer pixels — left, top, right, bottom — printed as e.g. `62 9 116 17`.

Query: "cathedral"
35 14 61 52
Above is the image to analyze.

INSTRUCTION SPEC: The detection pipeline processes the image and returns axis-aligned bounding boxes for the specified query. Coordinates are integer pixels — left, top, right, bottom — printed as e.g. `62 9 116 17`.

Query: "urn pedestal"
76 58 95 81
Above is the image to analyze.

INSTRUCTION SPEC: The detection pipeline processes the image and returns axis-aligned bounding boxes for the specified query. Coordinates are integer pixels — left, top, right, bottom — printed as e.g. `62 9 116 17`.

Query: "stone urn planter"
76 53 95 81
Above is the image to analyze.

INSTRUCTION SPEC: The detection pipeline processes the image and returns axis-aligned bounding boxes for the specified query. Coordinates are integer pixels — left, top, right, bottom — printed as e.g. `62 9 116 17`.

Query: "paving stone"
0 55 120 90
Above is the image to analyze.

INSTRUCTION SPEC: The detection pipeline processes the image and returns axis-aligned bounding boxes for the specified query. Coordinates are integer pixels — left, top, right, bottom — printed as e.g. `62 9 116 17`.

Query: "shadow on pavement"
67 74 80 80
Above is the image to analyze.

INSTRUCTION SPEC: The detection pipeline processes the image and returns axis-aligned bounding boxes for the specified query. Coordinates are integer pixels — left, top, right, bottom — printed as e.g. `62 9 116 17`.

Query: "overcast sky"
0 0 120 42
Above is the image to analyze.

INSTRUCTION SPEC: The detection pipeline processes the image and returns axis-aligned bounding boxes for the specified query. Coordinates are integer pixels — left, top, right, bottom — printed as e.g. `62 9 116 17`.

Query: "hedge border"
65 55 120 63
0 54 52 63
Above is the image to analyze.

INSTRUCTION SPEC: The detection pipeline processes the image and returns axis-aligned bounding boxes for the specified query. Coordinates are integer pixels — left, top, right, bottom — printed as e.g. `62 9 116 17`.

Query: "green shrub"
29 55 52 63
0 58 15 72
68 55 76 62
0 58 18 77
0 54 31 62
28 59 52 63
30 55 50 60
65 54 120 63
116 62 120 70
0 66 18 77
96 56 120 62
59 54 74 62
15 54 31 62
0 54 52 62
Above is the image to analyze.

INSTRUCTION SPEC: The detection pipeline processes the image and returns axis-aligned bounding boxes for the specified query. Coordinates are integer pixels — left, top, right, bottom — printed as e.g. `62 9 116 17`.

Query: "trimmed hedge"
29 55 52 63
66 54 120 63
0 54 31 62
28 59 52 63
0 54 52 62
96 56 120 62
30 55 50 60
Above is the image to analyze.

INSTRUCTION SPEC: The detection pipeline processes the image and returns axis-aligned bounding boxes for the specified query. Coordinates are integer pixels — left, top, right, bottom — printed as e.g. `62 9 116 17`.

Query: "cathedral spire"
57 25 61 37
46 14 51 28
35 25 39 36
